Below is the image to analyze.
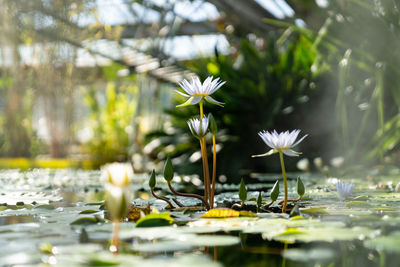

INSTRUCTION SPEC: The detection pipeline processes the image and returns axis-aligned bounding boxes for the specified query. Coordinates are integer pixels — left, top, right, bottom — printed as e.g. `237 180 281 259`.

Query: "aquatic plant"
253 130 307 213
101 163 133 253
336 181 354 201
163 76 225 210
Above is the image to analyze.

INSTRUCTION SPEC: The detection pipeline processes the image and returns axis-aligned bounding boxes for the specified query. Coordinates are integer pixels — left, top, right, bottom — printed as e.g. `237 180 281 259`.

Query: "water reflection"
0 215 36 226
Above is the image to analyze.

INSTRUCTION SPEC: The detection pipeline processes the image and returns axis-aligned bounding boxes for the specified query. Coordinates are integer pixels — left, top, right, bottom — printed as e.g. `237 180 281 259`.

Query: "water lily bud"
101 163 133 221
270 180 280 201
297 177 305 197
163 157 174 182
239 178 247 204
149 169 156 189
257 191 262 208
187 116 209 139
208 113 218 135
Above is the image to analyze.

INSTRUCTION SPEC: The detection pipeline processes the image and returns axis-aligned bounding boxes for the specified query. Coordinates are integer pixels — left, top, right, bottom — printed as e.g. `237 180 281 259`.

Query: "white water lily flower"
187 115 209 138
176 76 225 107
101 163 133 220
253 129 308 157
336 180 354 201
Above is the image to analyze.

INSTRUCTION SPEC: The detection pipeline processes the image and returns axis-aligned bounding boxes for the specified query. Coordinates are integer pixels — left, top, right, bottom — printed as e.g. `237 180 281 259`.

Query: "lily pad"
136 212 174 227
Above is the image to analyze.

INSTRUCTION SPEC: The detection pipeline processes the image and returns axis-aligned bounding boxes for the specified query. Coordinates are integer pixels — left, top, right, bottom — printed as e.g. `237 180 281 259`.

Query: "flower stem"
151 188 174 209
210 135 217 208
111 220 120 254
199 100 204 119
200 139 211 205
279 151 288 213
167 182 210 210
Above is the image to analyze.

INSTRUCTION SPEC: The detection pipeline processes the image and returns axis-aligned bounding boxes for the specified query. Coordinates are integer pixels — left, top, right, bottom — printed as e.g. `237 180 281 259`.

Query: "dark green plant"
163 157 174 182
296 177 305 199
257 191 262 212
238 178 247 207
270 180 280 202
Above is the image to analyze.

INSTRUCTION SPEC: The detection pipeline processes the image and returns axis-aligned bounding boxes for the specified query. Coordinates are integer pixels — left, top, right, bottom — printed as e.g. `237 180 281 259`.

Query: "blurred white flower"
176 76 225 107
336 180 354 201
101 163 133 220
102 163 133 186
253 130 308 157
331 157 344 168
297 158 310 171
187 115 209 138
313 157 323 170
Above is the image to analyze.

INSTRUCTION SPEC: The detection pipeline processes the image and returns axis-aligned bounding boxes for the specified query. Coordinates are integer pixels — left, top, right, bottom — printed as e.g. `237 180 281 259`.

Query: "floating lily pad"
136 213 174 227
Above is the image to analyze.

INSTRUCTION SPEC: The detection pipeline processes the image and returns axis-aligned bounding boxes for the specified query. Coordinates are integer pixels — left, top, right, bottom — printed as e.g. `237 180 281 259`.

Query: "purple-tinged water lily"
176 76 225 107
187 115 209 139
336 180 354 201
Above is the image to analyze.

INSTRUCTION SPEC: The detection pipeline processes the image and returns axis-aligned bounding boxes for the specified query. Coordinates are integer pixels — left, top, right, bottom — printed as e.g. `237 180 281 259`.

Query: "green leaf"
257 191 262 208
208 113 218 135
163 157 174 182
270 180 280 201
239 178 247 204
296 177 305 197
136 212 174 228
70 216 99 225
79 210 99 214
149 169 156 189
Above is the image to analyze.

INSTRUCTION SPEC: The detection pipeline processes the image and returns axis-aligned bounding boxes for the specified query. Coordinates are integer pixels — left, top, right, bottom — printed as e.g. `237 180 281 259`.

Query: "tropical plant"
270 0 400 165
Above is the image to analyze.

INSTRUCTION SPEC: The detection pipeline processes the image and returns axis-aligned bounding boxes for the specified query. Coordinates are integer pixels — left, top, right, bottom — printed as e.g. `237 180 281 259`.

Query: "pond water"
1 168 400 266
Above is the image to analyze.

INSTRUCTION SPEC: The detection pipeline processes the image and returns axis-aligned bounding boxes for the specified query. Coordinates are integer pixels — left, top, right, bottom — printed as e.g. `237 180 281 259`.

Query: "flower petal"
205 96 224 106
251 149 277 158
282 149 301 157
175 90 190 97
190 96 203 105
176 97 194 108
292 134 308 147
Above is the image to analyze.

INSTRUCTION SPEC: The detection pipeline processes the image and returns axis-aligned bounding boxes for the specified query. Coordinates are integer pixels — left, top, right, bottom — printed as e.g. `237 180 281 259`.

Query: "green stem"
279 151 288 213
167 182 210 210
210 135 217 208
151 188 174 209
278 195 302 205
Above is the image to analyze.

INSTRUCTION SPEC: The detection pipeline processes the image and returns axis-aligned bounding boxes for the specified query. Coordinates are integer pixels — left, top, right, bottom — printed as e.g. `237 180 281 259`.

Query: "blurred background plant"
0 0 398 178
